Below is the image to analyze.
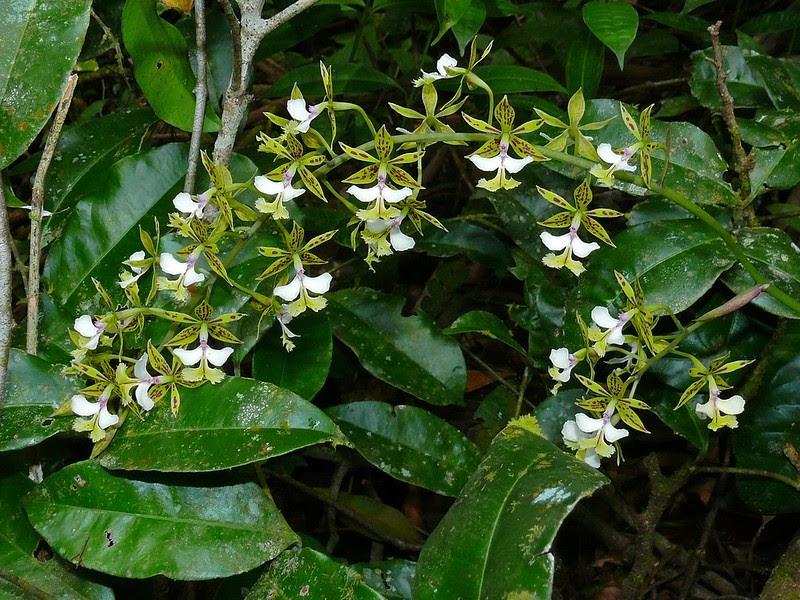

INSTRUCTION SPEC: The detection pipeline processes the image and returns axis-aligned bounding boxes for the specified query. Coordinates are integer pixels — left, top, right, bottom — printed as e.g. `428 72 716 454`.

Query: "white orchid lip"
174 333 234 369
173 191 210 218
347 175 413 204
597 143 637 172
591 306 629 346
575 411 629 443
287 98 323 133
74 315 105 350
540 226 600 259
160 252 205 287
419 53 459 80
70 393 119 429
274 268 333 301
549 347 578 382
366 217 416 252
119 250 148 289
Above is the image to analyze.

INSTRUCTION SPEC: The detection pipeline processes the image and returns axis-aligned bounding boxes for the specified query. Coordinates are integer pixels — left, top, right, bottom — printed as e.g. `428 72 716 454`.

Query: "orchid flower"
254 171 305 220
591 143 637 187
561 419 601 468
74 315 105 350
548 348 580 383
588 306 631 356
174 330 234 384
173 191 211 219
119 250 149 289
276 305 300 351
366 217 416 251
696 386 745 431
540 222 600 276
132 354 165 411
274 267 333 317
468 140 533 192
159 251 205 301
71 389 119 441
348 172 413 221
414 53 459 85
563 410 629 467
287 97 324 133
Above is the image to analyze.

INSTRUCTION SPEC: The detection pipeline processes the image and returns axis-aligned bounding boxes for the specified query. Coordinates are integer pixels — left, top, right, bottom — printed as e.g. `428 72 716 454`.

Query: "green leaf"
741 110 800 191
98 377 342 472
0 350 77 452
43 108 156 237
565 29 605 98
44 143 188 311
534 389 583 444
266 63 401 98
0 0 92 168
733 324 800 513
247 547 383 599
451 0 486 54
723 227 800 318
256 6 348 58
327 401 481 496
741 10 800 35
646 11 709 33
252 312 332 400
445 310 525 355
414 221 512 270
582 1 639 70
328 288 467 406
648 387 709 452
575 219 736 317
690 46 770 109
122 0 220 132
352 559 416 600
24 461 297 579
0 475 113 600
472 65 566 94
746 53 800 110
414 421 606 599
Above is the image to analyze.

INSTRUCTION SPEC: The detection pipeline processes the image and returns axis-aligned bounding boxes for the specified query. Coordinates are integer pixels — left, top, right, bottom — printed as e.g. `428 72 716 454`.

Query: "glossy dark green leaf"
450 0 486 54
576 219 736 316
741 10 800 35
746 53 800 110
690 46 770 109
565 29 605 97
647 387 709 452
733 323 800 513
255 6 347 58
266 63 401 99
24 461 297 579
646 11 708 32
328 288 466 406
0 350 76 452
472 65 566 94
122 0 219 131
327 401 481 496
0 475 113 600
44 108 156 236
44 143 187 311
352 559 416 600
723 227 800 318
247 548 383 599
474 385 517 449
252 312 332 400
582 1 639 69
414 221 512 270
738 110 800 191
414 420 606 599
534 389 582 444
0 0 92 168
445 310 525 355
98 377 342 472
578 99 737 206
323 489 424 547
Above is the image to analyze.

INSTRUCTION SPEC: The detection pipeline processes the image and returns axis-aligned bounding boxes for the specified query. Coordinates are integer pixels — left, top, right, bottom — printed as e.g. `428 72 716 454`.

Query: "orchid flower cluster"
552 272 754 468
55 38 750 465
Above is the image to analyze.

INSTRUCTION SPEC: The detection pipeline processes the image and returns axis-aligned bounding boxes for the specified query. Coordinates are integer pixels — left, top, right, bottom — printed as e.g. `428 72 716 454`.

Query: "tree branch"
0 173 13 405
26 73 77 356
185 0 208 193
212 0 320 165
707 21 753 205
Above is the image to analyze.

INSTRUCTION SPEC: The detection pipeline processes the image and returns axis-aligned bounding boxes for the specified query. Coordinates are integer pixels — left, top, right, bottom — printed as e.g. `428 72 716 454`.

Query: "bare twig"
26 74 78 355
326 463 349 553
212 0 320 165
185 0 208 193
0 173 13 403
707 21 753 204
